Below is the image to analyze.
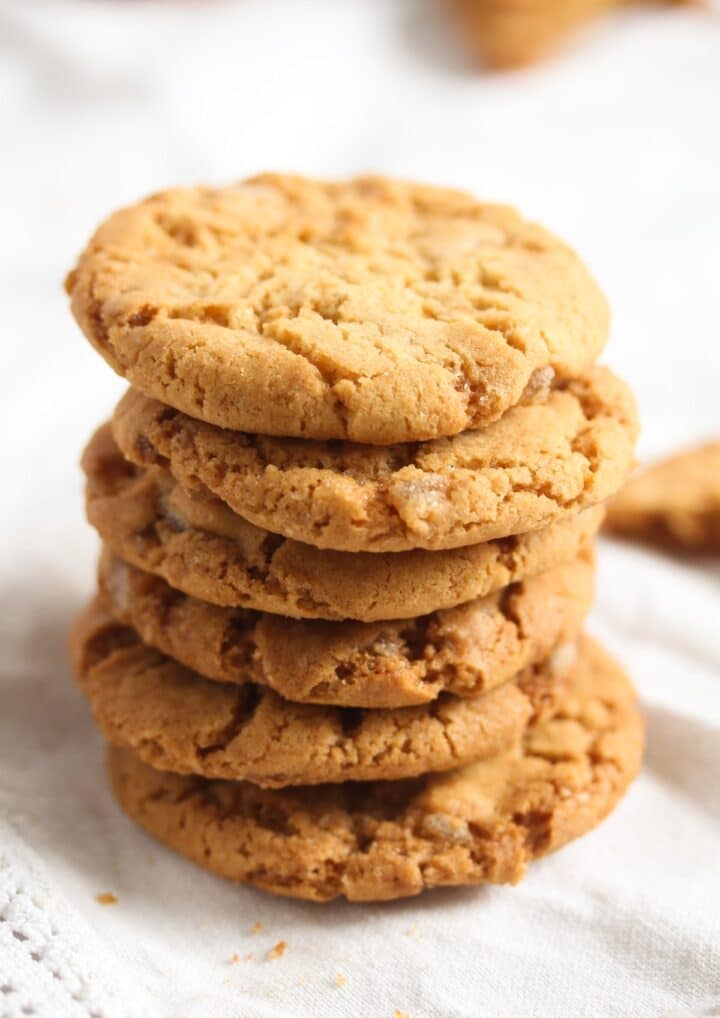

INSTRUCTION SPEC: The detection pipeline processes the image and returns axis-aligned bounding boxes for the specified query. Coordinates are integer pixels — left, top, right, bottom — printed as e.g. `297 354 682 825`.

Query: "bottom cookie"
108 635 643 902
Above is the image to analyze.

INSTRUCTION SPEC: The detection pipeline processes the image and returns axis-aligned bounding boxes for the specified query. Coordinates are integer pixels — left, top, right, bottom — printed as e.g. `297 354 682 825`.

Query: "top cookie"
66 174 609 444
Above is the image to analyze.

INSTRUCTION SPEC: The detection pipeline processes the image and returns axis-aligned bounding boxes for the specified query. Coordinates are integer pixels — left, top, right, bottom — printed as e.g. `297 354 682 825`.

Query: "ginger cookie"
448 0 695 70
112 365 636 552
83 424 605 621
99 546 593 708
66 174 609 444
71 599 572 788
107 635 643 901
606 441 720 554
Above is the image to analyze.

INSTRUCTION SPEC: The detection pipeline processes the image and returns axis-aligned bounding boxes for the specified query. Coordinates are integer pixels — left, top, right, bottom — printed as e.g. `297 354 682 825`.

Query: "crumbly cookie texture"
606 442 720 553
71 599 570 788
99 546 593 708
112 366 636 552
448 0 695 70
83 424 605 621
66 174 609 444
107 635 643 902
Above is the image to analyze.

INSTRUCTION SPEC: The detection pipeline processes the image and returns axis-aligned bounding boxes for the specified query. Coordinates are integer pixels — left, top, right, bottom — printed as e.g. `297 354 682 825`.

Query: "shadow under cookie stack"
67 175 643 903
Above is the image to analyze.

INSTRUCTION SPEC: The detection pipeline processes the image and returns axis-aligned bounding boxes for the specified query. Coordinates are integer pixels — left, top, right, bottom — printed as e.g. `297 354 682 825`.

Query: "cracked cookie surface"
606 442 720 553
99 546 593 708
107 635 643 901
66 174 608 444
71 599 570 787
83 425 605 620
112 366 636 552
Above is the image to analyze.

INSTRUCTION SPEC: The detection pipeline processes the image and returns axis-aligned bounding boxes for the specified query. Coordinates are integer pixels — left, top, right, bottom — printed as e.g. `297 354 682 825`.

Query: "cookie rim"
106 635 643 902
83 423 606 620
72 598 571 788
98 545 594 708
110 365 637 553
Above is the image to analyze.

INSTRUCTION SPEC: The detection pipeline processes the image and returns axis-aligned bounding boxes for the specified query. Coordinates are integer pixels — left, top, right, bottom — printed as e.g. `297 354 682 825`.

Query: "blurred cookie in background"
606 441 720 554
447 0 697 70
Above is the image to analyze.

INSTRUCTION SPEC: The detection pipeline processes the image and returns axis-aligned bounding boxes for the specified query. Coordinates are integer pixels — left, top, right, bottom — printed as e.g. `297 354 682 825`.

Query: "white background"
0 2 719 1016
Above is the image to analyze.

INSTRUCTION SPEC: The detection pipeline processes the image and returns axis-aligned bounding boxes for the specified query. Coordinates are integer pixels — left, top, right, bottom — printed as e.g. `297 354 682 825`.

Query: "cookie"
606 442 720 554
71 599 570 788
112 366 636 553
66 174 609 444
99 546 593 708
448 0 694 70
83 425 605 621
107 635 643 901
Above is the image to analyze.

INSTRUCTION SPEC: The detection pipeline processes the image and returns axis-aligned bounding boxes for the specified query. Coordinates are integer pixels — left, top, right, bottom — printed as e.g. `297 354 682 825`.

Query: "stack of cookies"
66 175 643 902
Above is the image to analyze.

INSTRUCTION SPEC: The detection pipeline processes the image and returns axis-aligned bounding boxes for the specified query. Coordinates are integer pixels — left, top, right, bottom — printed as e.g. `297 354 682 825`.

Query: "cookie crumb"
250 921 263 935
228 953 240 965
267 941 287 961
394 1010 410 1018
95 892 117 906
334 974 347 987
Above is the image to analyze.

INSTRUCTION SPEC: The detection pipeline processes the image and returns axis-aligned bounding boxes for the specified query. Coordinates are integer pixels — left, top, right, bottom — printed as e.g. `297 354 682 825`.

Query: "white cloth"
1 2 719 1016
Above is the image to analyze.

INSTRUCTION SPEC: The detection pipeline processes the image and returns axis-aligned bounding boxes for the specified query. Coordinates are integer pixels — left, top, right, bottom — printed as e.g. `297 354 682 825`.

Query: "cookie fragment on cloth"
606 442 720 554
